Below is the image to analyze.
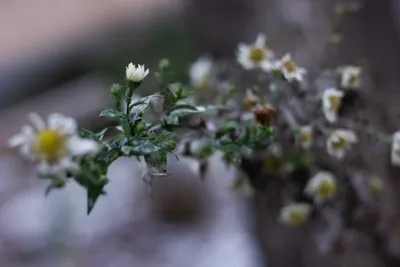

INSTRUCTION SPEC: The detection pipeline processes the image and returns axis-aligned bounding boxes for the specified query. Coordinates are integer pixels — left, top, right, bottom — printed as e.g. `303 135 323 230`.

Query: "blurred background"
1 0 400 266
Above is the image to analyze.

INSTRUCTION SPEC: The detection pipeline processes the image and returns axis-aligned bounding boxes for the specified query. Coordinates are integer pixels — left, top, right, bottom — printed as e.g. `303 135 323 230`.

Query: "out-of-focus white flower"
279 203 312 226
391 131 400 166
305 171 337 203
243 89 259 109
296 125 313 149
189 57 214 90
9 113 100 178
326 129 357 160
322 88 344 123
369 176 384 196
339 65 362 89
125 63 149 83
237 34 275 71
273 54 307 82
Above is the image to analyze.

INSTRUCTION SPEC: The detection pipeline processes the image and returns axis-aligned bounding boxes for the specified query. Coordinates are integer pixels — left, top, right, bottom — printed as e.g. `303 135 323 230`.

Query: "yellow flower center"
317 179 336 199
199 77 210 90
288 210 308 226
33 129 67 162
332 136 346 150
298 131 313 144
248 46 266 63
283 59 296 73
348 74 358 86
263 155 281 172
328 94 341 110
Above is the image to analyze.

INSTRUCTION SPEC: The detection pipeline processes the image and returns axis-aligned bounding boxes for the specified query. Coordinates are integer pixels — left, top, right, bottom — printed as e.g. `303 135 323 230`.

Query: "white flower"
243 88 259 109
296 125 313 149
9 113 100 179
305 171 337 203
189 57 214 89
326 129 357 160
237 34 275 71
279 203 312 226
339 65 362 89
125 63 149 83
322 88 344 123
391 131 400 166
273 54 307 82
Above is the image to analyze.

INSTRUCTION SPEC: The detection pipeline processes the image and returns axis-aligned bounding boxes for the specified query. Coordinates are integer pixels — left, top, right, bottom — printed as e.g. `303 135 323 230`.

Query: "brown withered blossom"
251 104 277 127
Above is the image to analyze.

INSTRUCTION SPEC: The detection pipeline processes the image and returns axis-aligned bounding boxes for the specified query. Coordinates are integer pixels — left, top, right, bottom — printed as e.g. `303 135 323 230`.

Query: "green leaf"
121 119 131 138
122 139 161 156
165 108 201 125
216 121 239 138
129 95 161 121
87 185 106 215
100 108 126 118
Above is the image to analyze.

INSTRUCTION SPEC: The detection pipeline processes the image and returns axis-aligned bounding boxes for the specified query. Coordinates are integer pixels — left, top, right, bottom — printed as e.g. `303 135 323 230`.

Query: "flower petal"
68 137 100 156
28 113 45 130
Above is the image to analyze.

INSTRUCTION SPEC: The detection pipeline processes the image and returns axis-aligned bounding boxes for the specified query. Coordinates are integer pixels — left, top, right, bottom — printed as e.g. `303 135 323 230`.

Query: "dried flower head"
279 203 312 226
322 88 344 123
251 104 277 127
237 34 275 71
326 129 357 160
305 171 337 203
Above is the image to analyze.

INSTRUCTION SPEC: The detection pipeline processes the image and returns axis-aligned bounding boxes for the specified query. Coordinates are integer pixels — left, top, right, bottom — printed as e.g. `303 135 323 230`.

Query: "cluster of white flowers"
9 113 100 179
236 34 306 82
339 65 362 89
327 129 357 160
126 63 149 83
322 88 344 123
305 171 337 204
279 202 312 226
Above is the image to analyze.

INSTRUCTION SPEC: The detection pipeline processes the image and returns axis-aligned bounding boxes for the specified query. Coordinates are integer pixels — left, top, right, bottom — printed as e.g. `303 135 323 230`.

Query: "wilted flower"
326 129 357 160
189 57 214 90
237 34 275 71
305 171 337 203
243 88 259 109
126 63 149 83
322 88 344 123
339 65 362 89
8 113 100 179
296 125 313 149
391 131 400 166
273 54 307 82
279 203 312 226
251 104 276 127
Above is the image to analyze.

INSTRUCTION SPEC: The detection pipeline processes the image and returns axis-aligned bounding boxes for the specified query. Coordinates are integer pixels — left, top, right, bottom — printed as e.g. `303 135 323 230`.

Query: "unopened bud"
111 84 122 95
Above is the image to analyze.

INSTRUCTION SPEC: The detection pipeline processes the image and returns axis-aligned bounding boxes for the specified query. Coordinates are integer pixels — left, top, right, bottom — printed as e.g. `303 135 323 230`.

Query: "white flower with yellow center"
189 57 214 90
339 65 362 89
237 34 275 71
390 131 400 166
273 54 307 82
9 113 100 178
279 203 312 226
243 88 259 109
296 125 313 149
125 63 149 83
322 88 344 123
305 171 337 203
326 129 357 160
